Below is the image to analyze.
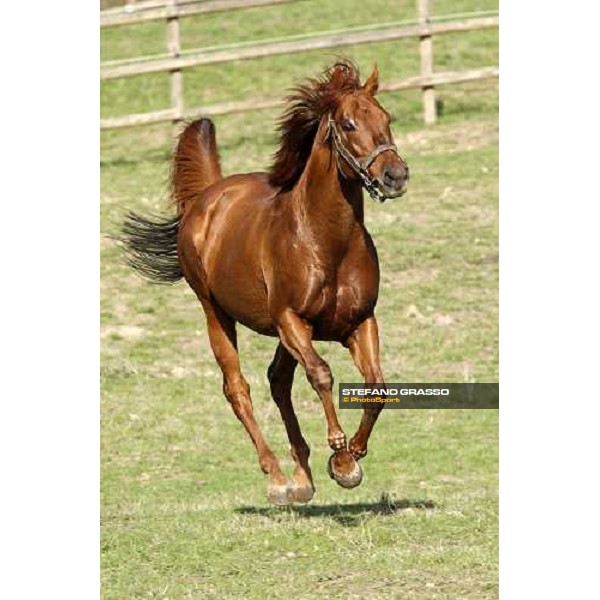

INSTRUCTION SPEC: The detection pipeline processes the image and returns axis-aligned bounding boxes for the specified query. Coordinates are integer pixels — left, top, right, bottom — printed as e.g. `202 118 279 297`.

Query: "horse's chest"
292 229 379 339
306 270 377 339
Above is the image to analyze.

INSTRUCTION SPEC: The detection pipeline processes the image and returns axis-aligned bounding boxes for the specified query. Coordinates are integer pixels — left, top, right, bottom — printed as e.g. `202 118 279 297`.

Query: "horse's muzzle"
375 179 409 201
376 163 409 201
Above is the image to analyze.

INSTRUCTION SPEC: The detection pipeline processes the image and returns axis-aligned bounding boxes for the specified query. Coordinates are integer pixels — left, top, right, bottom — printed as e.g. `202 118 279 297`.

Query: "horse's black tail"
120 211 183 284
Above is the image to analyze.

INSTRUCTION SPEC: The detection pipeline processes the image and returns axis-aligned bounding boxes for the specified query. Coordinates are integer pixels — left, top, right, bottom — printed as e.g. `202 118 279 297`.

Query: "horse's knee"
223 376 252 418
306 359 333 394
223 374 250 398
365 368 383 385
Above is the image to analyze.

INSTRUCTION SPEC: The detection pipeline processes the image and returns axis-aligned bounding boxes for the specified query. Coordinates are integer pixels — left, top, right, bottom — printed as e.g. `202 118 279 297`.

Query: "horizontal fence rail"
100 1 499 130
102 0 250 17
100 66 499 129
101 16 498 80
101 0 296 27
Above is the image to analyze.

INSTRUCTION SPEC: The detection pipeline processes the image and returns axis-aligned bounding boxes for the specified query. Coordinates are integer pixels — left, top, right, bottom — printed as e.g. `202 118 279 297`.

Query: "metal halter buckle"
325 116 400 203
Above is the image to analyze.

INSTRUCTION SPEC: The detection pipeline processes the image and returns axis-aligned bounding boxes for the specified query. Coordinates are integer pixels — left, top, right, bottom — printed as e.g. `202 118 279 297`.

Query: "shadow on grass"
236 494 436 527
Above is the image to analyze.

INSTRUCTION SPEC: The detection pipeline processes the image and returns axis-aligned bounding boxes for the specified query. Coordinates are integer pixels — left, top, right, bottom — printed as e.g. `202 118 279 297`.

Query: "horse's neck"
292 138 364 264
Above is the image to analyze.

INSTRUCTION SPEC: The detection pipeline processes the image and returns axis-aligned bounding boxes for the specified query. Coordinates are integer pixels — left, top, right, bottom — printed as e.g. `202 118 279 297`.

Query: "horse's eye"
341 119 355 132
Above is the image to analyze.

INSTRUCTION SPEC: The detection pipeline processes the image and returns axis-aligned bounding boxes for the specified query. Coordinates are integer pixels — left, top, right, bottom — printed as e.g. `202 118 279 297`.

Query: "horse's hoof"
267 484 292 506
287 481 315 504
327 452 363 489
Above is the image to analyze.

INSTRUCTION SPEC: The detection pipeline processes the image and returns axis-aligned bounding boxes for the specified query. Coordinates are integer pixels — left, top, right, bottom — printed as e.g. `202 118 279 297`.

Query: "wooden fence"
100 0 498 130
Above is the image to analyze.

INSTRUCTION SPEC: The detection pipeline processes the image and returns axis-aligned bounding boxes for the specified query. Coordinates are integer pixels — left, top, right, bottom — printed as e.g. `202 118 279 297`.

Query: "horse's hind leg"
203 301 289 505
268 343 314 503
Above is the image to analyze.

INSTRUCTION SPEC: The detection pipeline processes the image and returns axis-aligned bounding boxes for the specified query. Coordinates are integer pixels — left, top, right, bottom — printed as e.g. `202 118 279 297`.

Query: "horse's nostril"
383 167 397 185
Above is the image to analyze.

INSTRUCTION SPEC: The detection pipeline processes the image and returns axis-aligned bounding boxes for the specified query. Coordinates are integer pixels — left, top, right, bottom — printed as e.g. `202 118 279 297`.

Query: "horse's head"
326 65 409 202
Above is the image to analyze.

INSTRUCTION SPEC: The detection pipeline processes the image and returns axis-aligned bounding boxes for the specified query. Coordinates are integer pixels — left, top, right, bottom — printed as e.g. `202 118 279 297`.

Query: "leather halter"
324 116 401 203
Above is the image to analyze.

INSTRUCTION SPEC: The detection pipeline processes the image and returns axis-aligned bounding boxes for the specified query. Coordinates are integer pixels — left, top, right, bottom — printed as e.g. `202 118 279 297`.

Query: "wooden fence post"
418 0 436 124
166 0 183 138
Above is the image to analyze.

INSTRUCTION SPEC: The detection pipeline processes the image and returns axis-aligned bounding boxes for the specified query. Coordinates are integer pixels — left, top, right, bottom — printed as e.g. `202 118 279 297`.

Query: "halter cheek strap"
325 116 401 203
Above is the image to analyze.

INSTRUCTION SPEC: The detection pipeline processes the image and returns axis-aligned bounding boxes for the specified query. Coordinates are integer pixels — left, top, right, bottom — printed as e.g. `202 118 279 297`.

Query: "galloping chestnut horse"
123 61 409 505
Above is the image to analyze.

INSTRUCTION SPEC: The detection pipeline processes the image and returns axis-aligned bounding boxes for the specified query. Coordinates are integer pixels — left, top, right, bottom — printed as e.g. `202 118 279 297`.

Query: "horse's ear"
363 64 379 96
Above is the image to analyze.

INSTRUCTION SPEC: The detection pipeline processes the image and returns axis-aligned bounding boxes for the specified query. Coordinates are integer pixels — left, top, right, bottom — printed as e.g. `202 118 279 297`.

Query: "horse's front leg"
275 310 363 489
346 316 385 460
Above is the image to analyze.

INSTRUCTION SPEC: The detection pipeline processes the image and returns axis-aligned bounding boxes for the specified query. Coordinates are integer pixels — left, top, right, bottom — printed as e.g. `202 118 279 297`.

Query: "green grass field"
101 1 498 597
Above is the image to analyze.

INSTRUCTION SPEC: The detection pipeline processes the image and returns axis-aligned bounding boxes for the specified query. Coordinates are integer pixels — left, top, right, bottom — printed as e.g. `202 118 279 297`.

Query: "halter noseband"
325 116 401 203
